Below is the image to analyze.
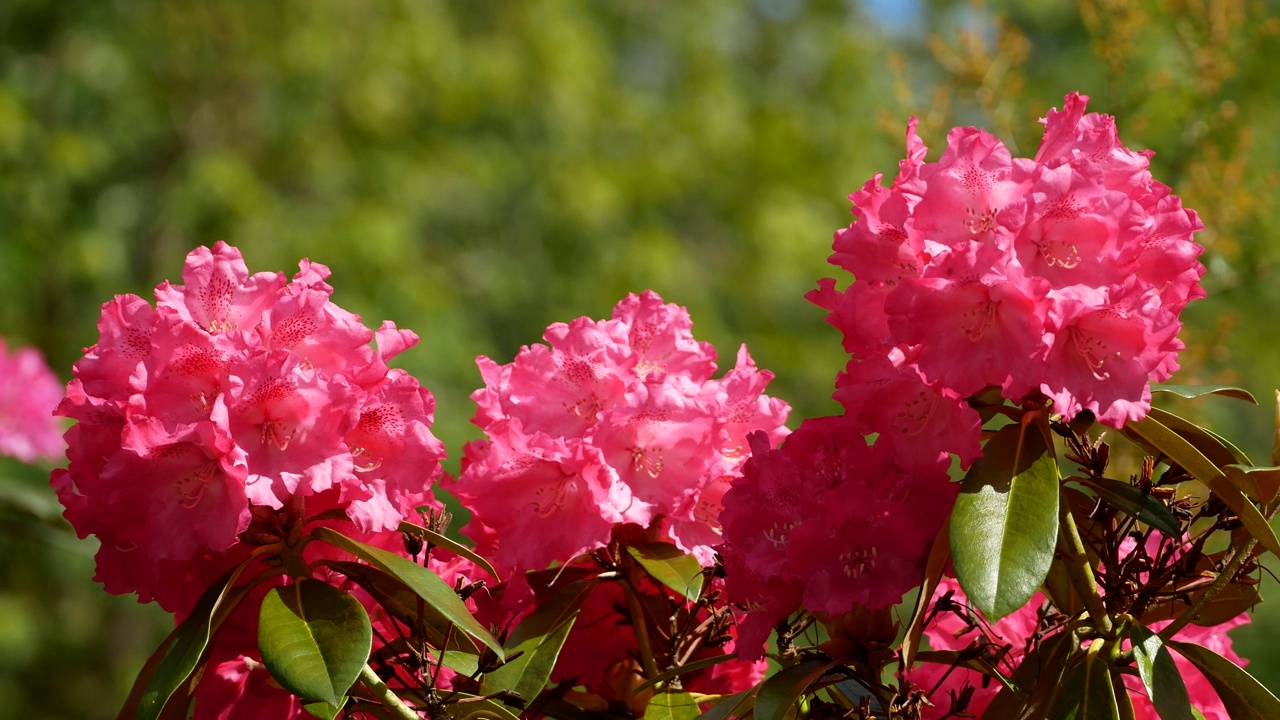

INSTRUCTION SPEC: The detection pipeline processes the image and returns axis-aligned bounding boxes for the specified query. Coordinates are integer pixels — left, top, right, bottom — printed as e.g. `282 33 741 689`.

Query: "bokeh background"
2 0 1278 716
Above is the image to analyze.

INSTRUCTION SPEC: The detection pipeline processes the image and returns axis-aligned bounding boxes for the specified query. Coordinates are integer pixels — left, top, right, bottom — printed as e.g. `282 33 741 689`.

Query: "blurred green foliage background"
2 0 1279 716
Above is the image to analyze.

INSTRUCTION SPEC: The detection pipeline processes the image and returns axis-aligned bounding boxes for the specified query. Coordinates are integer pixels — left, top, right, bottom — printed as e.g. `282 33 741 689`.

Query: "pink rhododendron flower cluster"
913 577 1247 719
809 92 1204 468
454 290 790 572
0 338 65 463
51 242 445 613
718 415 958 658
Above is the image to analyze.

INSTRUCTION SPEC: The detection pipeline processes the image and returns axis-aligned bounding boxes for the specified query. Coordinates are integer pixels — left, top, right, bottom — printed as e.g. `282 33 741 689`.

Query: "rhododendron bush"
38 92 1280 719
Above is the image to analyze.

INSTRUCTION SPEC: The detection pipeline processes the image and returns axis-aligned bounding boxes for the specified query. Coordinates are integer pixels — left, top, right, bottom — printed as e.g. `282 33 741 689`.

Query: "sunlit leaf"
327 559 481 669
699 687 758 720
1129 624 1194 720
950 421 1060 620
627 542 703 603
642 691 702 720
315 527 503 657
1152 385 1257 404
754 658 836 720
258 579 372 706
303 700 342 720
633 654 739 696
398 520 500 580
441 693 524 720
481 580 593 701
1147 407 1252 468
1168 641 1280 720
1123 415 1280 559
1068 476 1180 537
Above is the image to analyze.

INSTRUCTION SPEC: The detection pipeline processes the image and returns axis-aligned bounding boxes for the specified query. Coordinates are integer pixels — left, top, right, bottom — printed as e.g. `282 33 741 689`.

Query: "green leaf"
1049 653 1119 720
315 526 504 657
132 565 253 720
480 580 593 701
633 654 739 696
258 579 373 706
327 560 482 669
1168 641 1280 720
643 690 702 720
1152 385 1257 404
627 542 703 603
1069 476 1181 537
1123 415 1280 560
754 658 836 720
1129 624 1194 720
699 687 758 720
398 520 500 580
1146 407 1252 468
950 421 1060 621
441 693 524 720
303 700 342 720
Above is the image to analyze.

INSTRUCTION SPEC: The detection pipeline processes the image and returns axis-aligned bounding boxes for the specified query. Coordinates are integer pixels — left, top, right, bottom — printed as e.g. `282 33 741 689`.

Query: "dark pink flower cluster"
454 290 790 572
0 338 64 463
809 92 1204 465
718 416 957 658
51 242 445 613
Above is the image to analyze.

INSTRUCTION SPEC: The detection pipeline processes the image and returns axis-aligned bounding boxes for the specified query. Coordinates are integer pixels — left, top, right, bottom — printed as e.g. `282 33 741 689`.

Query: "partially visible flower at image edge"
0 337 65 463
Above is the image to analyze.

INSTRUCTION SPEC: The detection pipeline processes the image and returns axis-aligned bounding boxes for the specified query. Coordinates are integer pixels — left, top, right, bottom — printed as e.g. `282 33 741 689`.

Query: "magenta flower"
813 92 1204 428
454 290 790 573
52 242 445 614
719 415 957 658
0 338 65 463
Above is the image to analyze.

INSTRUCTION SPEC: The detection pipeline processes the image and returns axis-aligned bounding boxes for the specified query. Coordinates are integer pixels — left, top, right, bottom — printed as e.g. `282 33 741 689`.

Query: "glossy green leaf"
642 690 702 720
315 527 504 657
1152 385 1257 404
1069 476 1181 537
303 700 342 720
754 658 835 720
258 579 372 706
1147 407 1252 468
699 687 757 720
132 565 252 720
442 693 523 720
950 421 1060 621
627 542 703 603
1168 641 1280 720
327 560 481 666
480 580 593 701
398 520 500 580
634 653 739 696
1124 415 1280 560
1049 654 1119 720
1129 624 1194 720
